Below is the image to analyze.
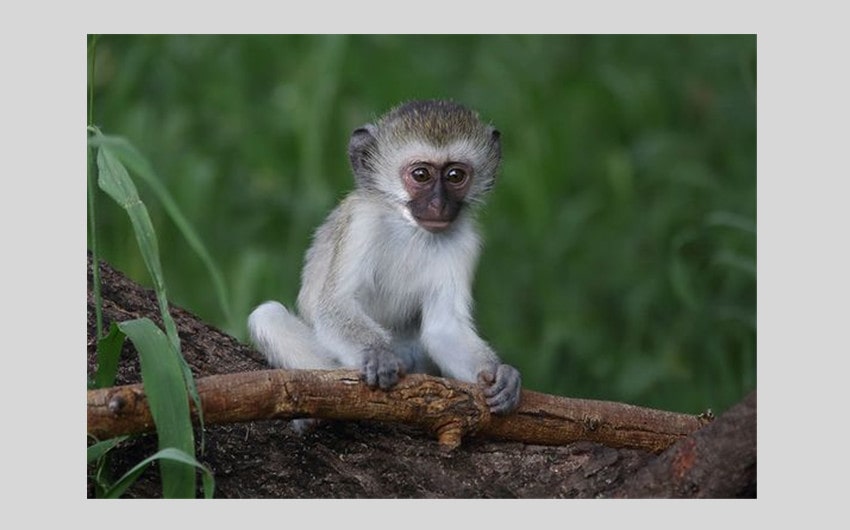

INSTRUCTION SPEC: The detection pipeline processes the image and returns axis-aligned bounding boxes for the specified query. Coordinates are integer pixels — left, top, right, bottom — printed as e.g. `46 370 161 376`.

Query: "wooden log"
88 369 710 452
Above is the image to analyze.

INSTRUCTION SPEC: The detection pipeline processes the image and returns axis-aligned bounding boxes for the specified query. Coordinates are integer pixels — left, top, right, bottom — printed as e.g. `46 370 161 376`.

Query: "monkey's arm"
310 300 407 389
420 287 522 414
300 201 407 389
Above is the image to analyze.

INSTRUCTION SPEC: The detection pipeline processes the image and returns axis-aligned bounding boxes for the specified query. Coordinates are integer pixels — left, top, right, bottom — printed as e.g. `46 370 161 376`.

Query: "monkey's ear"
489 128 502 161
348 124 378 184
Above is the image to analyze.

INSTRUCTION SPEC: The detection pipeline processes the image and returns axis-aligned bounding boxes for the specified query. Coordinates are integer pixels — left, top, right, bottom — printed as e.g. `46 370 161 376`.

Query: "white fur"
248 126 506 389
248 301 338 370
248 102 521 417
248 187 499 384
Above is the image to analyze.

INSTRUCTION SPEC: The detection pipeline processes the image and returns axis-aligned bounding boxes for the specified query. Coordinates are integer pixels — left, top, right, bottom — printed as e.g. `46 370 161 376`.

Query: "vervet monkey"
249 100 521 429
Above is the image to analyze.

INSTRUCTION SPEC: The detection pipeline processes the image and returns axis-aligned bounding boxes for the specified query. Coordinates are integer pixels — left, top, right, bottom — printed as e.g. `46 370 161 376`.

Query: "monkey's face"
401 159 472 232
348 100 502 233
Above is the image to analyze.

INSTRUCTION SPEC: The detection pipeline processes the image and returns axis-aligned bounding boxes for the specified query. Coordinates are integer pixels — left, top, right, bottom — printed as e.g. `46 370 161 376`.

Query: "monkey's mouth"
415 218 452 232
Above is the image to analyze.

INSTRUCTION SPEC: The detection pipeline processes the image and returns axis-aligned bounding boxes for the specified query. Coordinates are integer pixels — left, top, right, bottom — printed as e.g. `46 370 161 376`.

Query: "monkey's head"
348 100 502 233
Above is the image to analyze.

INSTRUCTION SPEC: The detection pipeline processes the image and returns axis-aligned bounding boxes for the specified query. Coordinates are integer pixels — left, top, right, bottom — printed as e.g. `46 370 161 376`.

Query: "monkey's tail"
247 301 338 370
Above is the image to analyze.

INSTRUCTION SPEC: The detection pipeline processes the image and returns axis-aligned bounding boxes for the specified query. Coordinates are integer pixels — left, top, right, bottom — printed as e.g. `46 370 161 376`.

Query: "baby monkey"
249 100 521 428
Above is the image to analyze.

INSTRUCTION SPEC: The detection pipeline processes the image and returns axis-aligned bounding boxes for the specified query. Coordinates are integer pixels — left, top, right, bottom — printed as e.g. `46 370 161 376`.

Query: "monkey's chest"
358 224 468 330
359 269 426 331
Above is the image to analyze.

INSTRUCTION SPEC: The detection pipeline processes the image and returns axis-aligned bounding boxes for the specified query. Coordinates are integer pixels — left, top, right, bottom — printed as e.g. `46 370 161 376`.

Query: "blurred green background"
88 35 756 416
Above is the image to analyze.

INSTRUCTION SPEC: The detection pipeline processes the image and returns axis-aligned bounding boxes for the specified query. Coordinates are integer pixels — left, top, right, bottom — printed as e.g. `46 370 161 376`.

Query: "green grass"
88 35 756 416
88 122 211 497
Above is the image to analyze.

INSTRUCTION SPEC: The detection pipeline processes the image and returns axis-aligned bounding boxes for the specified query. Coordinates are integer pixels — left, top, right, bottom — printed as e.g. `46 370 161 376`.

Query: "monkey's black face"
402 161 472 232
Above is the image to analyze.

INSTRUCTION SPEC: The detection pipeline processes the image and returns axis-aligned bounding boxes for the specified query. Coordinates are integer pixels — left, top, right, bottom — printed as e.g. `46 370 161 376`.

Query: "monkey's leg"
392 337 440 375
248 301 340 434
248 301 339 370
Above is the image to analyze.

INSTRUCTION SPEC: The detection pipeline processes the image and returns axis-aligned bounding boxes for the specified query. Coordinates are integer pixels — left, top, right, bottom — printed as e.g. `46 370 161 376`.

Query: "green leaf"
94 322 126 389
89 132 232 329
88 434 129 497
95 143 167 309
103 447 214 499
91 131 205 443
119 318 196 498
87 435 129 465
87 132 103 341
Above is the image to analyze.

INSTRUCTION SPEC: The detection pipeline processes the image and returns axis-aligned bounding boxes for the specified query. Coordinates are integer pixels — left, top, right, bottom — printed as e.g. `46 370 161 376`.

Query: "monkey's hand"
478 363 522 414
361 345 407 390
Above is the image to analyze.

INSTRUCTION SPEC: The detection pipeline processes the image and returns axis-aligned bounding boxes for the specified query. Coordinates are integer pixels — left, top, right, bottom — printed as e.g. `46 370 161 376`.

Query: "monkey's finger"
486 383 521 414
377 362 402 389
481 364 516 397
477 367 496 387
362 364 379 388
362 347 403 389
361 354 381 388
484 365 521 414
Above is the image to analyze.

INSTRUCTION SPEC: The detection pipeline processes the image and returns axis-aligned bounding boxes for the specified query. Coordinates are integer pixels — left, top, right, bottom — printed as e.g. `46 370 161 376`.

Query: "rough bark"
89 370 709 452
607 390 757 498
86 254 756 498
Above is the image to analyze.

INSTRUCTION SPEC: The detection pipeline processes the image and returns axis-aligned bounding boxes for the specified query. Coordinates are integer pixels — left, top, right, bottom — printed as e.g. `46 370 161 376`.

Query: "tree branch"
88 368 710 452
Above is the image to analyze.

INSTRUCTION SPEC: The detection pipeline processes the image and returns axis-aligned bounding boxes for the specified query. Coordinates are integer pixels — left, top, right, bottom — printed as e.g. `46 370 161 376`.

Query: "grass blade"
87 133 104 341
119 318 196 498
87 434 129 497
95 140 169 316
87 436 129 465
94 322 126 389
89 133 233 329
103 447 214 499
91 132 205 441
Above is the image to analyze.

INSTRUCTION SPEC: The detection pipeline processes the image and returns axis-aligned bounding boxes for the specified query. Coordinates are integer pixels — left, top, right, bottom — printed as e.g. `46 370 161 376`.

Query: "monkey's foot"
290 418 324 435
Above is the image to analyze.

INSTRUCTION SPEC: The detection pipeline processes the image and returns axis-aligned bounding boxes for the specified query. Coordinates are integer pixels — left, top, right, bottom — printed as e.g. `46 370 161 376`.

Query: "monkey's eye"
445 167 468 185
411 167 431 183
